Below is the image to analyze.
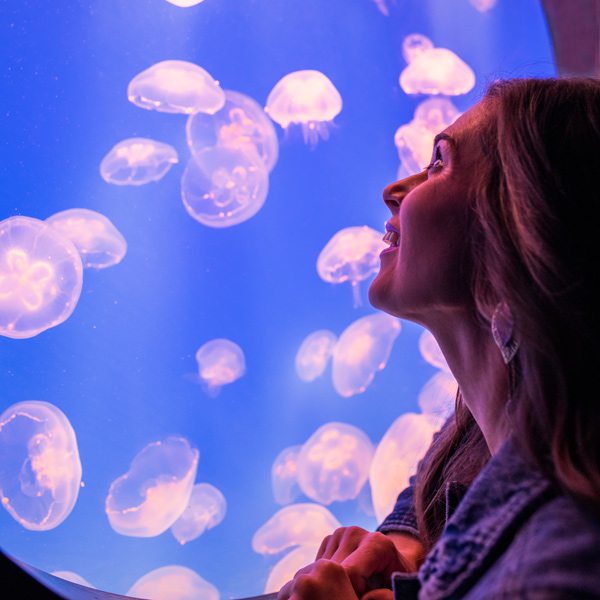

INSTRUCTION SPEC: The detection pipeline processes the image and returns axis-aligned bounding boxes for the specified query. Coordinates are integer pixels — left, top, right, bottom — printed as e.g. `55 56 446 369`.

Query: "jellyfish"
0 401 82 531
418 370 457 422
271 445 302 505
45 209 127 270
252 503 341 555
165 0 205 6
296 422 374 505
371 0 389 16
100 137 178 186
265 70 342 146
170 483 226 545
0 217 83 339
470 0 497 12
105 436 198 537
186 90 279 172
369 412 440 523
127 565 219 600
394 98 461 175
264 544 321 594
194 338 246 396
51 571 95 588
399 35 476 96
317 226 386 308
128 60 225 115
295 330 337 382
331 313 401 398
418 328 450 372
181 147 269 228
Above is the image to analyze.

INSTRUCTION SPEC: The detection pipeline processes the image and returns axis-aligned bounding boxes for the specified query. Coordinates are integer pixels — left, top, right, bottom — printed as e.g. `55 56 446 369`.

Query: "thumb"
361 589 394 600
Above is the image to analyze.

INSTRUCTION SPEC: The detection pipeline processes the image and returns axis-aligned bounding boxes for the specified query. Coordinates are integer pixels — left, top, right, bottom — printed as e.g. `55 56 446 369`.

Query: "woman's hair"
415 77 600 551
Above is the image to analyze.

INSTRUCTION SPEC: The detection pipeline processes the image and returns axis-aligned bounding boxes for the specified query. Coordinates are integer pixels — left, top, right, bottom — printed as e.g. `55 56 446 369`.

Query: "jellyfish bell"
332 313 401 398
265 70 342 146
296 422 375 505
195 338 246 396
470 0 497 12
45 209 127 270
317 226 386 308
418 370 457 422
181 146 269 228
100 137 178 186
186 90 279 172
165 0 206 6
271 445 302 505
127 60 225 115
402 33 435 64
295 330 337 382
0 216 83 339
0 400 82 531
127 565 219 600
418 328 450 372
264 544 321 594
51 572 95 588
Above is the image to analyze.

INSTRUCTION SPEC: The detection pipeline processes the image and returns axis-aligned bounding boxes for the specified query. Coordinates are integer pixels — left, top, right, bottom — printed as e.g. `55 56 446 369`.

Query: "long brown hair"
415 78 600 551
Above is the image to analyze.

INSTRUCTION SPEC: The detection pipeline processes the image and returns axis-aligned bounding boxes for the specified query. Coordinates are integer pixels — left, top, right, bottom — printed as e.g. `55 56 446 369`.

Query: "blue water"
0 0 554 597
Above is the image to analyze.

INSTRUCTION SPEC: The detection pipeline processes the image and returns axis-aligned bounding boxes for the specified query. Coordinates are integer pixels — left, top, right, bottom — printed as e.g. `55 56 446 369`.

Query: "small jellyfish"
418 328 450 372
370 0 390 16
166 0 205 6
127 565 219 600
265 70 342 146
128 60 225 115
418 370 457 422
264 544 320 594
331 313 401 398
187 90 279 172
399 35 476 96
296 422 374 505
195 338 246 396
105 436 199 537
470 0 497 12
271 445 302 505
295 330 337 382
45 209 127 270
100 137 178 186
0 217 83 339
181 147 269 228
0 401 82 531
252 503 341 555
170 483 226 545
317 226 386 308
51 571 95 588
369 412 440 523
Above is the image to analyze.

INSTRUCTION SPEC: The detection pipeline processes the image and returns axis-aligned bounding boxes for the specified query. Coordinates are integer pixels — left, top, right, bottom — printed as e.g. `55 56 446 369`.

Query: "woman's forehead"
444 100 489 142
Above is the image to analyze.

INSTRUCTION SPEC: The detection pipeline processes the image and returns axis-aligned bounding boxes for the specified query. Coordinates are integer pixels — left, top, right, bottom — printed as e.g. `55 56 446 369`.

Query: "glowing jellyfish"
170 483 227 545
186 90 279 172
127 566 219 600
51 572 95 588
271 445 302 505
418 370 457 422
105 436 198 537
295 330 337 382
369 412 440 523
265 70 342 146
418 329 450 372
0 217 83 339
264 544 320 593
181 147 269 228
394 98 461 175
470 0 497 11
195 338 246 395
399 35 475 96
317 226 386 308
371 0 390 16
100 138 178 186
128 60 225 115
252 503 341 555
45 209 127 270
166 0 205 6
297 422 374 505
331 313 401 398
0 401 82 531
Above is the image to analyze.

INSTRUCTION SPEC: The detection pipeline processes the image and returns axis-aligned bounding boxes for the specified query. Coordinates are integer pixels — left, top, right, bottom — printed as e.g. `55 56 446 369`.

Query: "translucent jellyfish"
100 138 178 186
0 401 82 531
195 338 246 396
127 566 219 600
181 147 269 228
418 328 450 372
252 503 341 555
271 445 302 505
317 226 386 308
331 313 401 398
186 90 279 172
371 0 390 16
166 0 205 6
399 35 476 96
128 60 225 115
45 209 127 270
170 483 227 545
0 217 83 339
369 412 440 523
51 571 95 588
105 436 199 537
296 422 374 505
470 0 497 12
295 330 337 382
265 70 342 146
418 370 457 422
394 98 461 175
264 544 320 593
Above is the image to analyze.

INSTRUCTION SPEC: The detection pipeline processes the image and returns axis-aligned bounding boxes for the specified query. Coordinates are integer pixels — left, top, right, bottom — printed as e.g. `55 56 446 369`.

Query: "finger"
361 589 394 600
316 534 332 559
277 562 318 599
329 527 368 563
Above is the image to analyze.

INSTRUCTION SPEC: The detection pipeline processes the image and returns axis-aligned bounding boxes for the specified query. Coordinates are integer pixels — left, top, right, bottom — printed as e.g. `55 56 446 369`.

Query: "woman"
278 78 600 599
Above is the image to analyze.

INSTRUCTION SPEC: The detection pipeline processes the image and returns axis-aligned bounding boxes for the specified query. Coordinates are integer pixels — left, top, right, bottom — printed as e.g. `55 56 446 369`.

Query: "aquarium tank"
0 0 555 598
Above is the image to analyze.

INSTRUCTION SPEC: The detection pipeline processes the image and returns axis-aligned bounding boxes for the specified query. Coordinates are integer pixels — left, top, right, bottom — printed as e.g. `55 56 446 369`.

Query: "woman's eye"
425 147 444 172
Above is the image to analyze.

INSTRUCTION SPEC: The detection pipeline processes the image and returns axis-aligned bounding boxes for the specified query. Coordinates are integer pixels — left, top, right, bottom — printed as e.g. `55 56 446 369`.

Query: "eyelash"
425 148 444 172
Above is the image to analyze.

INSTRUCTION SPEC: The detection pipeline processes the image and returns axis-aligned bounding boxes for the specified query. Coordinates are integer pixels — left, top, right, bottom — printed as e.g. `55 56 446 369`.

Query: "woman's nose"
382 171 427 213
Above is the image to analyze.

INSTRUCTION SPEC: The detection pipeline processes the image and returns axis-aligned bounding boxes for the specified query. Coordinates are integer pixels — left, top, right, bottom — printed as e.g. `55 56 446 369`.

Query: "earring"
491 301 519 364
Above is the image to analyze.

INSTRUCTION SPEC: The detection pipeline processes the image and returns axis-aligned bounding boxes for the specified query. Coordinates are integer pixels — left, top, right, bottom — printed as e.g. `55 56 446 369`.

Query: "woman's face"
369 101 489 324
